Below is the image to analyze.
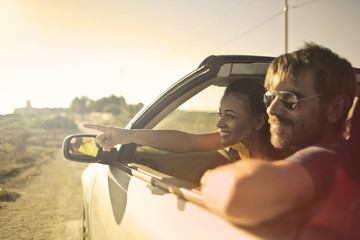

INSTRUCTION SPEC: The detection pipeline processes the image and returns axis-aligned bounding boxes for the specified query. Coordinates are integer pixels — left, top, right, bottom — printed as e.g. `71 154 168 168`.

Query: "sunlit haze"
1 0 359 115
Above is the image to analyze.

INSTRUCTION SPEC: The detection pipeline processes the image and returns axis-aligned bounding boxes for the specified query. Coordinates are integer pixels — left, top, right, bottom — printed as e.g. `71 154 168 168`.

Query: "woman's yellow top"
229 142 250 160
218 130 250 160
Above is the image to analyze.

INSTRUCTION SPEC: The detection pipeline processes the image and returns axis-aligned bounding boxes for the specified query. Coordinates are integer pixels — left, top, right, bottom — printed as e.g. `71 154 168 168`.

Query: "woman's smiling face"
217 93 255 146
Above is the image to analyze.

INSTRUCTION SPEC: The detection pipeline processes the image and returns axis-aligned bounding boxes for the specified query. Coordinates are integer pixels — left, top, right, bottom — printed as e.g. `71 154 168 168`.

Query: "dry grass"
0 113 77 207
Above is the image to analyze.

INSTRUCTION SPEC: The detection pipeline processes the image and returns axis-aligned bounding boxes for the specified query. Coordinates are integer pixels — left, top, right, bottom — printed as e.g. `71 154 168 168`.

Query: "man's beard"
268 115 294 149
268 113 325 150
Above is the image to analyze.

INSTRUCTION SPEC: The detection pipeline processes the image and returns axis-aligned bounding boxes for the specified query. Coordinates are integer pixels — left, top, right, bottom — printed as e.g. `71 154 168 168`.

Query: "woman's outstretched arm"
83 123 223 153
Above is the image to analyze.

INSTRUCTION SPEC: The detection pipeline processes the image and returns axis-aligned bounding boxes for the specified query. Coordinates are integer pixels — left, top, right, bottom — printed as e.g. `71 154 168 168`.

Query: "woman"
84 80 284 161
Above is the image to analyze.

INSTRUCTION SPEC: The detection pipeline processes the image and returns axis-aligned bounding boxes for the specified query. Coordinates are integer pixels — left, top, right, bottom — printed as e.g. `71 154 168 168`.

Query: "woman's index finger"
83 123 108 132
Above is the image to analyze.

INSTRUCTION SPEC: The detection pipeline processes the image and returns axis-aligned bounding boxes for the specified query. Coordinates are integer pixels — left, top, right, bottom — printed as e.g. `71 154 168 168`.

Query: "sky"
1 0 359 115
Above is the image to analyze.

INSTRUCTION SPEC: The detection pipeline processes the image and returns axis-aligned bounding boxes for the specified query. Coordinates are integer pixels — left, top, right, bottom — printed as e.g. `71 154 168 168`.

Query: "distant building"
26 100 32 108
14 100 67 116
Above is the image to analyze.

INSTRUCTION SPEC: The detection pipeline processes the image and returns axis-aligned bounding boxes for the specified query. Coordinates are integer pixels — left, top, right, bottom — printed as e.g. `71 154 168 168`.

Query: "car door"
87 164 265 240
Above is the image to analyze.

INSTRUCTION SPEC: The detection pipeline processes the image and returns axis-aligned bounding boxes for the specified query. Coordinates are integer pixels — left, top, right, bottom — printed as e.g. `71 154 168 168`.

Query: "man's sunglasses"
263 91 323 110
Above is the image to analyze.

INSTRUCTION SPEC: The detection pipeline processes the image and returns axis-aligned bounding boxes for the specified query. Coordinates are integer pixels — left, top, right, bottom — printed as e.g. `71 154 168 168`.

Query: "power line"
216 0 322 50
217 10 283 49
292 0 321 9
167 0 253 54
208 0 252 27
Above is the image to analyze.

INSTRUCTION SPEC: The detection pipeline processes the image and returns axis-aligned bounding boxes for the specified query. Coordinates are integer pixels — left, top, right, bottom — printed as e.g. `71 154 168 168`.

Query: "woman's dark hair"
224 80 267 119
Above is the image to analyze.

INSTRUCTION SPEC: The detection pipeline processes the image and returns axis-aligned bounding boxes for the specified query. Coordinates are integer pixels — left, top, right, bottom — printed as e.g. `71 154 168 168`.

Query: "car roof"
199 55 360 86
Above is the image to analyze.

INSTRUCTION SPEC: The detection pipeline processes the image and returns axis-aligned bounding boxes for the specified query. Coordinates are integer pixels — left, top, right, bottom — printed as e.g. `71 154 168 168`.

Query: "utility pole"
284 0 288 53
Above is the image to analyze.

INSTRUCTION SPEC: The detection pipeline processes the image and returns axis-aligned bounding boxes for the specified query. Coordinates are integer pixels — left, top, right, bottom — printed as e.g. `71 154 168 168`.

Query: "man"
201 43 359 239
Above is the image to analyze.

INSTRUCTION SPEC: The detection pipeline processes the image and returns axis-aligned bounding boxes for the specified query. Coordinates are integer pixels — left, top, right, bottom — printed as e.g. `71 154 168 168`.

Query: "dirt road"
0 150 87 240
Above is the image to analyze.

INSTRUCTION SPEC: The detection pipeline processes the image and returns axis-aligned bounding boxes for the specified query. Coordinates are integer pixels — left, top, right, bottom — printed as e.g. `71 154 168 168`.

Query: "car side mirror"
63 134 120 164
63 134 103 163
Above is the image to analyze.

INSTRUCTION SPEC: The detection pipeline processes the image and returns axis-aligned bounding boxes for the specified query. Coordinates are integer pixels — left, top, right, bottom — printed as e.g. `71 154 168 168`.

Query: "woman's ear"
327 95 352 123
254 113 266 131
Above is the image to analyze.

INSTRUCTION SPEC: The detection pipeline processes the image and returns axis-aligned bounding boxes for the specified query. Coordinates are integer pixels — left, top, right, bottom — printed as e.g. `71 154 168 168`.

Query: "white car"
63 55 360 240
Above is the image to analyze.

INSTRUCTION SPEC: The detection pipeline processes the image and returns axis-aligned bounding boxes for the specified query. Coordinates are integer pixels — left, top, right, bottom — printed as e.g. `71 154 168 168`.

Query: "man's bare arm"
200 159 315 226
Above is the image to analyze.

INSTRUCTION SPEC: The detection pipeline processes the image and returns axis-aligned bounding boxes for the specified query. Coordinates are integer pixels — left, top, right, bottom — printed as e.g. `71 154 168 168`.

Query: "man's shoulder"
287 143 343 164
286 144 342 193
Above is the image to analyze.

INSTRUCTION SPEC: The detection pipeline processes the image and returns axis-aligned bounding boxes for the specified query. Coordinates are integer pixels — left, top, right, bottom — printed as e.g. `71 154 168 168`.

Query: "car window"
154 85 222 132
132 85 229 184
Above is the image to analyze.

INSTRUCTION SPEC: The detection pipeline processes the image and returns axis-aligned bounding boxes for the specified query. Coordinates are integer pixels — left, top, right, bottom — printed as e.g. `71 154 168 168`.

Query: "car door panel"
86 163 263 240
